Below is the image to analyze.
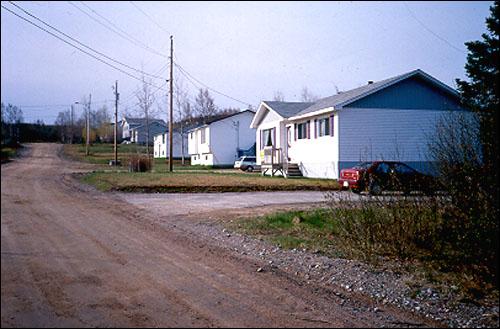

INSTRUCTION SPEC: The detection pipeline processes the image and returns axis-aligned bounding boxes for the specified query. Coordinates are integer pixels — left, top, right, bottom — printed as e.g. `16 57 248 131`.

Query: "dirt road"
1 144 434 327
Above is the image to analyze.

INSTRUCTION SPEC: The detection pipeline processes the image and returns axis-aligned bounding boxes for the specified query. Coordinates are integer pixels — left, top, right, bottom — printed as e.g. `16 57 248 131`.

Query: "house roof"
261 101 314 118
123 117 167 127
187 109 256 132
290 69 460 119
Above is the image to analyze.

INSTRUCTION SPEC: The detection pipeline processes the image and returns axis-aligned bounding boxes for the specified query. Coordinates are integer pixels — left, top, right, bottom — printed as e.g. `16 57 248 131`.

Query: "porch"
260 147 302 178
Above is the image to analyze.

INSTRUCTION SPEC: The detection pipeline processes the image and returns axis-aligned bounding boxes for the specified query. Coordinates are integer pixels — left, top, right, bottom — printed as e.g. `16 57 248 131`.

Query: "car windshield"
353 162 372 169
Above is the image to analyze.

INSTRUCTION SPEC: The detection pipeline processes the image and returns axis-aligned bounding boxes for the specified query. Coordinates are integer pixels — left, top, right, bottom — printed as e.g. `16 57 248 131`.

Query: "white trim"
250 101 285 128
288 107 334 121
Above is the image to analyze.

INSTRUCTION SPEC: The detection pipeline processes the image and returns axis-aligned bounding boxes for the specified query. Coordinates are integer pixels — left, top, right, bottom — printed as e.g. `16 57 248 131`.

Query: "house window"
295 121 310 140
162 134 165 144
316 117 330 137
200 128 207 144
260 128 275 149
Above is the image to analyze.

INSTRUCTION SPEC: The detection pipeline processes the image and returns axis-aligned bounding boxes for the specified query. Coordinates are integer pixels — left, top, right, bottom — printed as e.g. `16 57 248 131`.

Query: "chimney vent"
368 80 374 85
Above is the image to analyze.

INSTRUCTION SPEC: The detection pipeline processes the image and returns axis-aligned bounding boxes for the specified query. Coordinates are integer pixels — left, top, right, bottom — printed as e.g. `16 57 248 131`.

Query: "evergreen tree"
455 1 499 204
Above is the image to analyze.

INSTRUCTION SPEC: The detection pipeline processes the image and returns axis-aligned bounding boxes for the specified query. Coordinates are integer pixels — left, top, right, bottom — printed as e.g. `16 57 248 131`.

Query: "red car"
339 161 439 195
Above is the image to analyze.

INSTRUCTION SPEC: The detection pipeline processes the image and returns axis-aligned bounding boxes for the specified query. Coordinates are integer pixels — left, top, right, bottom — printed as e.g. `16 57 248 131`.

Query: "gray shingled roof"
292 69 459 117
124 117 167 127
262 101 314 118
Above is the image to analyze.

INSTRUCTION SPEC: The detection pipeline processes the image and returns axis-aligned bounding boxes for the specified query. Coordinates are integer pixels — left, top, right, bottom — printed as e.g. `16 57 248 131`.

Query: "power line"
403 2 466 55
74 1 167 59
129 1 171 35
8 1 165 80
174 62 252 107
1 4 168 91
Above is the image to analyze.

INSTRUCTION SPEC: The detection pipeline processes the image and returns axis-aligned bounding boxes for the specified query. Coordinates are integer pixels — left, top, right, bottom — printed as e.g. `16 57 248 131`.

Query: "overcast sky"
0 1 493 124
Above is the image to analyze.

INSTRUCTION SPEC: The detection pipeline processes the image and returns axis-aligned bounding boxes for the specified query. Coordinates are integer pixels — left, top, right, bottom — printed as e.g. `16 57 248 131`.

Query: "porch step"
286 163 303 177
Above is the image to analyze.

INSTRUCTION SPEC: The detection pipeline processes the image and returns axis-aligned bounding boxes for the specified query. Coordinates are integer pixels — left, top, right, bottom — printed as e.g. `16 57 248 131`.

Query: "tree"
455 1 499 217
428 1 499 282
1 103 24 145
135 76 158 157
195 88 217 119
273 90 285 102
300 87 320 102
55 109 71 143
174 77 192 164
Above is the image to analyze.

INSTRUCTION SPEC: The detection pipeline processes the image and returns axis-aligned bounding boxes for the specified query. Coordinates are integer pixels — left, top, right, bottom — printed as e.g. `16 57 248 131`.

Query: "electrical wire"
129 1 171 35
73 1 167 59
174 62 252 107
403 2 466 55
9 1 165 81
1 4 168 91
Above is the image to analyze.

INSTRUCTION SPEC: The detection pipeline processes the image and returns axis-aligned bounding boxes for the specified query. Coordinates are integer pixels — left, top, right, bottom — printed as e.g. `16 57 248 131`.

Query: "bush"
326 193 446 261
128 154 152 172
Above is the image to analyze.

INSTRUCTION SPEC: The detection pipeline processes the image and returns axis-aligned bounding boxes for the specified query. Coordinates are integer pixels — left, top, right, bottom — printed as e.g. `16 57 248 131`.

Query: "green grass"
227 200 499 302
81 171 338 193
228 209 343 256
67 143 339 193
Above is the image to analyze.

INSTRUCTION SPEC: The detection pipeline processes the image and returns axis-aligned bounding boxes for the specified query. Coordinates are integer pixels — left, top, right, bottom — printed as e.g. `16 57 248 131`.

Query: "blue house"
250 69 466 179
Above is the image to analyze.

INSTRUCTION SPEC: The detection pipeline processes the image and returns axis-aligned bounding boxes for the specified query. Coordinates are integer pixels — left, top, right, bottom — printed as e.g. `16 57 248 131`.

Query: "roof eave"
288 107 335 121
250 101 285 128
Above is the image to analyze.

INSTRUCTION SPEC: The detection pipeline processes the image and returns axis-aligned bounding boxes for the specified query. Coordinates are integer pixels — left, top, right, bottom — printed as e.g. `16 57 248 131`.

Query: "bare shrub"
128 154 152 172
325 192 447 262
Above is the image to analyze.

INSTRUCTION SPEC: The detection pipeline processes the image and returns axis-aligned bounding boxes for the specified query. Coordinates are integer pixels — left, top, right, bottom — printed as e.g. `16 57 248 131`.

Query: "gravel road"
1 144 442 327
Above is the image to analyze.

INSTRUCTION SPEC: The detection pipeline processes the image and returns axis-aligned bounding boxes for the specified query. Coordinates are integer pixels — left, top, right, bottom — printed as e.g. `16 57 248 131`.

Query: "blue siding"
345 76 462 110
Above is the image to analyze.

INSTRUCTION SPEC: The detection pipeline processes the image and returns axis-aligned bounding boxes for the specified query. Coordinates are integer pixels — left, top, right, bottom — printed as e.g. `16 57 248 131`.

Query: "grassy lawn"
227 208 343 257
81 171 338 193
66 143 339 192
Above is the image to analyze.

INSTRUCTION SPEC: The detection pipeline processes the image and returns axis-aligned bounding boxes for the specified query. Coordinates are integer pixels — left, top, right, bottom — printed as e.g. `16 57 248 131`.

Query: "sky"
0 1 494 124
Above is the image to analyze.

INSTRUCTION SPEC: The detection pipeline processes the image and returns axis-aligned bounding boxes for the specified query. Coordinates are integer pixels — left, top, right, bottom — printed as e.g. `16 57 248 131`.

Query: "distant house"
188 110 256 166
153 129 188 159
121 117 167 145
250 69 466 179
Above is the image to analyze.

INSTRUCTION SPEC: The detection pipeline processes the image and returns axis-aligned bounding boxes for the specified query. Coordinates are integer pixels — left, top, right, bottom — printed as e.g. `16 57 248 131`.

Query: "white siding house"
188 110 256 166
250 69 466 179
153 130 188 159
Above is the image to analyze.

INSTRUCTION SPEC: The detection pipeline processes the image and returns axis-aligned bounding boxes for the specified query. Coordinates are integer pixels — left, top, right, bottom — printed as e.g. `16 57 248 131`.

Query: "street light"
74 99 90 156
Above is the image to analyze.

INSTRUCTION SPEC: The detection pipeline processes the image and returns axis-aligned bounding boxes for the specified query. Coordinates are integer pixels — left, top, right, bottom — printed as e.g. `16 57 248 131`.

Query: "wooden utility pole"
169 35 174 172
70 104 74 144
86 94 91 156
114 80 119 166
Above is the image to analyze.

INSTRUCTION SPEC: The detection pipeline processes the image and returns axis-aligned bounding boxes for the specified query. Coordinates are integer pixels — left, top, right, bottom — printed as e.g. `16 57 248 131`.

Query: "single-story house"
188 110 256 166
250 69 465 179
121 117 167 145
153 129 188 159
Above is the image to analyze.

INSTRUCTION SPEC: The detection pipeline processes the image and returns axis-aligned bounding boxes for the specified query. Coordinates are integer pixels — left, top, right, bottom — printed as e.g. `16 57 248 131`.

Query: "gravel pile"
170 218 498 328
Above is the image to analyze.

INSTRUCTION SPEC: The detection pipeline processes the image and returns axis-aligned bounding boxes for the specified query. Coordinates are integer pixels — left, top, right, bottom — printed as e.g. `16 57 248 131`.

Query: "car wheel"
246 166 254 172
369 177 382 196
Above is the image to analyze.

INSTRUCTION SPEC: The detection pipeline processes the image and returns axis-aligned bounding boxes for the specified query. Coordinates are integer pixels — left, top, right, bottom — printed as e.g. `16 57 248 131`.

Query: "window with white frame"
317 117 330 137
295 122 309 140
261 128 275 149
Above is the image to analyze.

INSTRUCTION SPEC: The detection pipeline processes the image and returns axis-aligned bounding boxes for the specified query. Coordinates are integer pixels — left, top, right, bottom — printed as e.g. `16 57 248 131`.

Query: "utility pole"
169 35 174 172
86 93 91 156
70 104 74 144
114 80 119 166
